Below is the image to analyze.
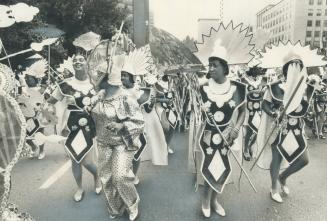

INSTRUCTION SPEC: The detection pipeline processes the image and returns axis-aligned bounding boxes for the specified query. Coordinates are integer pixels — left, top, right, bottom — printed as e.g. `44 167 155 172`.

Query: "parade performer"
140 69 169 166
254 42 326 203
90 53 144 221
194 22 255 217
120 45 152 184
155 72 178 154
47 54 101 202
242 66 267 161
309 73 327 138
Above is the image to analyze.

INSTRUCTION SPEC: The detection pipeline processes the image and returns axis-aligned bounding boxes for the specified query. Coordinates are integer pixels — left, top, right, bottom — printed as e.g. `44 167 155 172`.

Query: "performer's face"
121 71 134 89
73 55 87 72
209 60 226 83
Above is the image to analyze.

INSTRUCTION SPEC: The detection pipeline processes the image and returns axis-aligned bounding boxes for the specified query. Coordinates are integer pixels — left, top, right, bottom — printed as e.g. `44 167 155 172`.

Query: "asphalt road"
9 131 327 221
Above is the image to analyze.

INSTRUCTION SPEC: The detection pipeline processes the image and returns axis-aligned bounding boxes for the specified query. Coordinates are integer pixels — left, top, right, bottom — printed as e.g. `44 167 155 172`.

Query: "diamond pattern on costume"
281 131 299 156
252 112 261 129
71 130 87 155
208 151 226 182
168 110 177 124
203 130 212 146
26 118 36 132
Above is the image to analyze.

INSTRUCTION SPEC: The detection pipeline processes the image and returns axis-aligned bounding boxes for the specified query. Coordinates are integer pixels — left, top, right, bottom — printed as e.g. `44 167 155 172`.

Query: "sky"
150 0 281 40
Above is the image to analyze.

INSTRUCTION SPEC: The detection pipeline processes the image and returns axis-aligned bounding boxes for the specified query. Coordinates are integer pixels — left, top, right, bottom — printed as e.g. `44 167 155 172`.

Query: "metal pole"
48 45 51 84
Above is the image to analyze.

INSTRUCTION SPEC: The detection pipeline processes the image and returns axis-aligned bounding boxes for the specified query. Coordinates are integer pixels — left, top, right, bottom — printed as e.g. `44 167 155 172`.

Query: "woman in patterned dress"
92 55 145 221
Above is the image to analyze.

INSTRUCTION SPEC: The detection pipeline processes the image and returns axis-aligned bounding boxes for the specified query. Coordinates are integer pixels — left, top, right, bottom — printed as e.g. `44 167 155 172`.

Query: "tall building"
256 0 327 48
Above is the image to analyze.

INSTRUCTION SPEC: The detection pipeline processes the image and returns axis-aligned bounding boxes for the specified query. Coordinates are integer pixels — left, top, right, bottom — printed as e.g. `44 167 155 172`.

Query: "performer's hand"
271 111 279 119
207 112 214 122
229 127 240 141
106 122 124 133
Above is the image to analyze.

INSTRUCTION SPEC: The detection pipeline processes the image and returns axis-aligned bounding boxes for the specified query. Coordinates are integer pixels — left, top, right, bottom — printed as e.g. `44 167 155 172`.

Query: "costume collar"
204 79 236 108
67 77 93 94
245 75 262 88
208 78 231 95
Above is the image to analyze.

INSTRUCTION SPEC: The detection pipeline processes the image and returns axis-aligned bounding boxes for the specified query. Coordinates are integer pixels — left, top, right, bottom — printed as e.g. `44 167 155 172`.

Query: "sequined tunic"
92 93 144 216
199 79 246 193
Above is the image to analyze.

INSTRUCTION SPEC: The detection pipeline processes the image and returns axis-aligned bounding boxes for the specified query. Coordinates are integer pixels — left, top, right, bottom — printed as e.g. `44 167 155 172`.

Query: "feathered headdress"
122 44 154 76
259 41 327 68
194 21 255 65
57 56 75 75
23 58 48 78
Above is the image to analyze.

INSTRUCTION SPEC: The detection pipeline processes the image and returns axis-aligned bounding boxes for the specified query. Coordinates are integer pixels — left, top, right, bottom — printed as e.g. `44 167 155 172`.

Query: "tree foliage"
0 0 131 67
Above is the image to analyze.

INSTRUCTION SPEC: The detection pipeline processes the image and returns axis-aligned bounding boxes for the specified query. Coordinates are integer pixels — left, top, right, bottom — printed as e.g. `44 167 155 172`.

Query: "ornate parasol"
73 32 101 52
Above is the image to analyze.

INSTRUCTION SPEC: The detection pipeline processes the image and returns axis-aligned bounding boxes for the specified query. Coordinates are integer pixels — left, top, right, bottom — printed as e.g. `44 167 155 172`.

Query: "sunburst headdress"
194 21 255 66
259 41 327 114
259 41 327 68
122 44 154 76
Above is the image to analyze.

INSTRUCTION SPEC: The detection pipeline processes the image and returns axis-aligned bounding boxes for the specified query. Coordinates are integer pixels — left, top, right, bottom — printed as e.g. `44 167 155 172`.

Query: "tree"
0 0 130 67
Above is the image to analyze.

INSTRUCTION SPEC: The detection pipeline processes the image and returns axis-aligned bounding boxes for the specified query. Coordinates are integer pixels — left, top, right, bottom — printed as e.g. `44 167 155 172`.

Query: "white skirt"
141 108 168 165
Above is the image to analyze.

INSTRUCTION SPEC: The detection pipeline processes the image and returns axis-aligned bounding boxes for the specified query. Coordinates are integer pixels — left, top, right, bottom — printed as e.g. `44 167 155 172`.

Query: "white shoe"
94 178 102 194
213 201 226 217
168 147 174 154
38 151 45 160
129 207 138 221
109 215 117 219
95 185 102 195
133 176 140 185
270 190 283 203
74 189 84 202
281 184 290 196
201 204 211 218
279 177 290 196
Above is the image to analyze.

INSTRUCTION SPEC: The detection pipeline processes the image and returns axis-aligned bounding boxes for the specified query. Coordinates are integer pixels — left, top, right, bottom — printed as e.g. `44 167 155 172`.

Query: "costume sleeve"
262 87 275 117
117 96 145 151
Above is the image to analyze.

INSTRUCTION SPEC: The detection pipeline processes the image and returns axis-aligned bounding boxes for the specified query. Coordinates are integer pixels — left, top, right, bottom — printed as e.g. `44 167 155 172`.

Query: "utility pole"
219 0 224 22
133 0 150 48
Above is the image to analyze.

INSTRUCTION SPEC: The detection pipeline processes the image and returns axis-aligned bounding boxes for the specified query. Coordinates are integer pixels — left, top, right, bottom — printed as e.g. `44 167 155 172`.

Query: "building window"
309 0 314 5
318 0 322 5
307 31 312 37
307 20 313 26
325 9 327 15
308 9 313 16
324 20 327 27
317 9 322 16
323 31 327 37
316 20 321 26
315 31 320 37
305 41 311 46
